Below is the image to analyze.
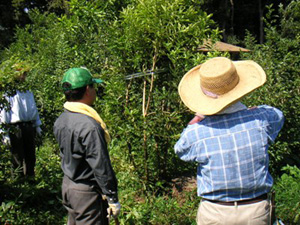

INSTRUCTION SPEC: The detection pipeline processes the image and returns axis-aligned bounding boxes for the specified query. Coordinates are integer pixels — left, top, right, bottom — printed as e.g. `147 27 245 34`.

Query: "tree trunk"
221 0 229 41
230 0 234 36
258 0 264 43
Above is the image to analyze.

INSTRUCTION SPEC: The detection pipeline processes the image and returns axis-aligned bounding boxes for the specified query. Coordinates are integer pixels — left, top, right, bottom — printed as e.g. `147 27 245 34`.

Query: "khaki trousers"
197 199 271 225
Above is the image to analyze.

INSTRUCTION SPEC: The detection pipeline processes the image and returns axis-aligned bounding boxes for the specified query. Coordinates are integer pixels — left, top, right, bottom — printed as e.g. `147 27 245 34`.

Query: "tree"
0 0 299 223
199 0 293 44
104 0 221 185
242 1 300 175
0 0 69 50
1 0 221 187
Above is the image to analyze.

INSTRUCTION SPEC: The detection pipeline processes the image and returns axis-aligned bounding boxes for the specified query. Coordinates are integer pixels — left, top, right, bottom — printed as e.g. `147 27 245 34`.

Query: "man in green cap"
53 67 120 225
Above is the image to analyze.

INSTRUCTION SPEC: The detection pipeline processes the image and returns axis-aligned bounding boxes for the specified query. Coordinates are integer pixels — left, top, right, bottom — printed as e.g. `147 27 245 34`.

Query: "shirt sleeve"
259 105 285 142
34 112 42 127
0 106 5 124
83 125 118 203
0 95 11 124
174 127 198 162
28 91 42 127
0 98 10 136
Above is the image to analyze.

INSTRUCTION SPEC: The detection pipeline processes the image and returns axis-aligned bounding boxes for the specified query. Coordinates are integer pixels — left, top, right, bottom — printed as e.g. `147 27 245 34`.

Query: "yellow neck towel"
64 102 111 143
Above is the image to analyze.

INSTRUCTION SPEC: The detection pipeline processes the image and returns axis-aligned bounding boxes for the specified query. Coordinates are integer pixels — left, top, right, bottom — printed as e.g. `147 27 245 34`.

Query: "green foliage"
0 0 220 223
1 1 125 137
115 155 198 225
0 140 65 225
0 0 221 185
120 192 198 225
280 0 300 39
0 0 299 224
273 165 300 224
103 0 221 186
117 0 219 69
241 1 300 174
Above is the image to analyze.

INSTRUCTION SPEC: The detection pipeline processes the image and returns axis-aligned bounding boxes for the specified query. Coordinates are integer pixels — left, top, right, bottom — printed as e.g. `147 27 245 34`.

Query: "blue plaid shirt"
175 105 284 201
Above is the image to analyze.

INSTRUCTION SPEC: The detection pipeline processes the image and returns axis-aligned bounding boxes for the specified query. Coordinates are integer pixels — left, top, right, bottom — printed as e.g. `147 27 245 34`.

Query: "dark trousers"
9 122 36 176
62 176 109 225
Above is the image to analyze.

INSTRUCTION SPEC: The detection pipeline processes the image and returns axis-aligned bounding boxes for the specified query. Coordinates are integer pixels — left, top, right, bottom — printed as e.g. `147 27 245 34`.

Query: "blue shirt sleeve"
174 127 198 162
259 105 285 142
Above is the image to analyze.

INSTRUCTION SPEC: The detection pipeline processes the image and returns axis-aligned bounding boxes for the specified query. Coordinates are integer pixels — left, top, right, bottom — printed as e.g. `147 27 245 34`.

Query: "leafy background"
0 0 299 224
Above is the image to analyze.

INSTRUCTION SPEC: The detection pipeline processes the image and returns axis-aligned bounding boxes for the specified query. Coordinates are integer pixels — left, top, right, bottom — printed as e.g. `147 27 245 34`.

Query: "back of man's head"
61 67 103 101
62 83 88 101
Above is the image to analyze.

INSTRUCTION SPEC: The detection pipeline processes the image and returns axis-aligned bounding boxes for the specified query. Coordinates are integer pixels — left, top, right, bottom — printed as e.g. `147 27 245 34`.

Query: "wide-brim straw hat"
178 57 266 115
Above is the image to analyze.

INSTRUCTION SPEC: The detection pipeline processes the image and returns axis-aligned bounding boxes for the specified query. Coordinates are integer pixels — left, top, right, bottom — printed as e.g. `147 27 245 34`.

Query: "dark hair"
62 83 93 101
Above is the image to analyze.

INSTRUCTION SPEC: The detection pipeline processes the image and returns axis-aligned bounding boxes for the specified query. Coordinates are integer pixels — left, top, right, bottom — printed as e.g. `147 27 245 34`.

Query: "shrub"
241 2 300 175
0 0 299 224
273 165 300 224
102 0 221 186
0 139 65 225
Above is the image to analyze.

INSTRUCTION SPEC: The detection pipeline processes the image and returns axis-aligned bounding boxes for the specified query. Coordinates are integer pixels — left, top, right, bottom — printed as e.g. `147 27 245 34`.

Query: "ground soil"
171 176 197 205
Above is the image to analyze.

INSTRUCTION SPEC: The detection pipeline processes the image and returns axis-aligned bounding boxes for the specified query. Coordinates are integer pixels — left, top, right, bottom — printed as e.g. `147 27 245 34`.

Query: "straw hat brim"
178 60 266 115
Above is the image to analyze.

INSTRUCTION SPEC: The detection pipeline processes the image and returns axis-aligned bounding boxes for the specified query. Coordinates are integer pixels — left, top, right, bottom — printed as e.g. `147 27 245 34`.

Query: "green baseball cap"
62 67 103 91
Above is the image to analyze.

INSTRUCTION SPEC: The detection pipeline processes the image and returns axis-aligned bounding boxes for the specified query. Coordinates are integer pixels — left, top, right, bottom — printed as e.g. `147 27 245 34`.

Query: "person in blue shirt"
175 57 284 225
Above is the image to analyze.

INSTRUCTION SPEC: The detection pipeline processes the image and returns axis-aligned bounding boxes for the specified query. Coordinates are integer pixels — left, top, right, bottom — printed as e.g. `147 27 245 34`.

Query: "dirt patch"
171 176 197 205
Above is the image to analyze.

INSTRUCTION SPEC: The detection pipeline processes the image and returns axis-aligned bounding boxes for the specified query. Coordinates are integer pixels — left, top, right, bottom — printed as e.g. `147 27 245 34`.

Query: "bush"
273 165 300 224
0 139 65 225
241 2 300 175
0 0 299 224
101 0 221 186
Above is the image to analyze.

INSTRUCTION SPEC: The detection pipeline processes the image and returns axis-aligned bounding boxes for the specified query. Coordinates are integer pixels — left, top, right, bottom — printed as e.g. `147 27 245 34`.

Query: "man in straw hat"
174 57 284 225
0 62 42 179
53 68 120 225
